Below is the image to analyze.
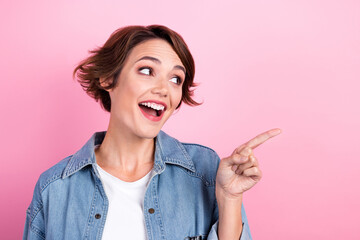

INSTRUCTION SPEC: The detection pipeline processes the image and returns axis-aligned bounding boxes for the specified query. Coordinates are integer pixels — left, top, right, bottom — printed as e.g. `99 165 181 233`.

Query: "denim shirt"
23 130 252 240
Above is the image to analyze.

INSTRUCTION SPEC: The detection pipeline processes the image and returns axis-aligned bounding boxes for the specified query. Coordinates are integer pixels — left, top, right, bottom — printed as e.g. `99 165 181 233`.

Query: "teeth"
140 102 165 111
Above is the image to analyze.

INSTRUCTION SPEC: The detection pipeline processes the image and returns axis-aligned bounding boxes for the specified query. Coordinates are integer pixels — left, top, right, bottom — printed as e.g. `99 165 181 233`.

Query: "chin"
136 126 162 139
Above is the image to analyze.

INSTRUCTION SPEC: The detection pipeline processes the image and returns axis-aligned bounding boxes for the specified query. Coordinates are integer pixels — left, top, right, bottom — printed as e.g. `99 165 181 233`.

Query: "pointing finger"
245 128 282 149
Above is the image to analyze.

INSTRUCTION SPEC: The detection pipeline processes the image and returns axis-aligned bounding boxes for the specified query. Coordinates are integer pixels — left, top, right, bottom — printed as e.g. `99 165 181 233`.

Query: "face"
104 38 185 139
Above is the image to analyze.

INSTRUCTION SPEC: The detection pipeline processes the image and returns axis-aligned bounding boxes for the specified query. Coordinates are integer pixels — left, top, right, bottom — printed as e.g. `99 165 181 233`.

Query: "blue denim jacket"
23 130 252 240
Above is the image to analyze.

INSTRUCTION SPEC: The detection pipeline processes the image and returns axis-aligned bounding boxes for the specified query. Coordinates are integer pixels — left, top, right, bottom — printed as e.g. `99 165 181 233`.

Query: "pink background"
1 0 359 239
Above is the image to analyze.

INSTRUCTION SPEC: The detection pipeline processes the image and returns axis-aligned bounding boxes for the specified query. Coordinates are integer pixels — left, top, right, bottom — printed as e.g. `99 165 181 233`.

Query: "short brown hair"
73 24 200 112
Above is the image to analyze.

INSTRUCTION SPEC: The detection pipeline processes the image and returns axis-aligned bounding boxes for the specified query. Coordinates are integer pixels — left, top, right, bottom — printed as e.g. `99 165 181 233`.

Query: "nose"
151 79 168 97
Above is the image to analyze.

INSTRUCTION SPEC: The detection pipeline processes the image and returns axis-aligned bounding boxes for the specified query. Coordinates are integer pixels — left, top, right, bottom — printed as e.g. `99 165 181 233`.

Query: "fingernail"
273 129 282 134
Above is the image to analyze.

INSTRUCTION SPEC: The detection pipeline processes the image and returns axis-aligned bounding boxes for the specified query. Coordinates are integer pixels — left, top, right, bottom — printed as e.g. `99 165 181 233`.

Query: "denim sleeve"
23 178 46 240
23 207 45 240
207 203 252 240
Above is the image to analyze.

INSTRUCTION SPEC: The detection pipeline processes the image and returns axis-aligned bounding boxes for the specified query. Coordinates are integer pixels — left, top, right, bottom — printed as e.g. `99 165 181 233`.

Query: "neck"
95 119 155 178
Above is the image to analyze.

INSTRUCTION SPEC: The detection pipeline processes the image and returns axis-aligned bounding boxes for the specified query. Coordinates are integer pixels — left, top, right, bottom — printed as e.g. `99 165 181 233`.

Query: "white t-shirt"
95 160 153 240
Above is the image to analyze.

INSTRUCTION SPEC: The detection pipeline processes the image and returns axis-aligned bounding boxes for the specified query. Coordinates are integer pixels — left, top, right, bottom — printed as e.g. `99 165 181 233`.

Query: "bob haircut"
73 24 201 112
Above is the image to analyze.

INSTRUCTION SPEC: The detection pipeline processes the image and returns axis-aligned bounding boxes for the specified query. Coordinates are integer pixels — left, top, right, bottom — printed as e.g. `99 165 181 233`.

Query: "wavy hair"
73 24 200 112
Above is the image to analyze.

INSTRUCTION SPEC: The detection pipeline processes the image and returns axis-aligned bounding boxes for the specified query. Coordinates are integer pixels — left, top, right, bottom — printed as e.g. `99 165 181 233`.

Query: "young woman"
23 25 281 240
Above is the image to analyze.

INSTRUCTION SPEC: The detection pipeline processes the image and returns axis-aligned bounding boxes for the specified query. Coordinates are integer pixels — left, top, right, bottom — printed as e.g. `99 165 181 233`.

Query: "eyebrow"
135 56 186 75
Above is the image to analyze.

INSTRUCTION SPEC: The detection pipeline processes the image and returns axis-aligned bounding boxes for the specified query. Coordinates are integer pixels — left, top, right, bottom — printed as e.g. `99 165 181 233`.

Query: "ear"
99 77 114 92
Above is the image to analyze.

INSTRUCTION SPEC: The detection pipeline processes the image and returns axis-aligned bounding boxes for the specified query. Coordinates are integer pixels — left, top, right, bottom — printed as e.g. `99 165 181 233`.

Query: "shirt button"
95 213 101 219
148 208 155 214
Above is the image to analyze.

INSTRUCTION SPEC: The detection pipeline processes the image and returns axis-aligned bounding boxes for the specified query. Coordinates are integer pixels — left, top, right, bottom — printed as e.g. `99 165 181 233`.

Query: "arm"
207 194 252 240
23 178 46 240
211 128 282 240
23 207 45 240
216 190 243 239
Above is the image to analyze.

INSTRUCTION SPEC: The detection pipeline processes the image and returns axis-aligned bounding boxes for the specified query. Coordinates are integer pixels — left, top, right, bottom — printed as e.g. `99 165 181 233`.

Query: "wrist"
216 183 244 202
216 186 243 240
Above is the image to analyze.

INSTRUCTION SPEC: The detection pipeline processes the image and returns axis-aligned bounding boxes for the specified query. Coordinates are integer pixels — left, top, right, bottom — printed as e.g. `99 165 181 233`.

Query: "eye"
138 67 153 76
169 76 183 85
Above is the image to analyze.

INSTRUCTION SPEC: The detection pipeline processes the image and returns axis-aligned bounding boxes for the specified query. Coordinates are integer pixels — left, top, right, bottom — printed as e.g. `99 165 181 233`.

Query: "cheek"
172 90 183 109
114 77 142 101
177 87 183 103
109 85 135 112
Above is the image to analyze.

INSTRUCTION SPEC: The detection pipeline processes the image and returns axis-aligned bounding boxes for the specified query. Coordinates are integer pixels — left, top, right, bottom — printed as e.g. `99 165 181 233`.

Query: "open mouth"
138 102 166 118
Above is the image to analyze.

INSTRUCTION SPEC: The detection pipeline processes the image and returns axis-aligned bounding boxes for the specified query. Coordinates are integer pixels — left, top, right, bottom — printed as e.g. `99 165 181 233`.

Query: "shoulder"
179 141 221 186
159 131 221 184
29 154 73 208
35 155 73 193
182 142 220 164
182 141 220 168
26 155 73 224
157 130 221 168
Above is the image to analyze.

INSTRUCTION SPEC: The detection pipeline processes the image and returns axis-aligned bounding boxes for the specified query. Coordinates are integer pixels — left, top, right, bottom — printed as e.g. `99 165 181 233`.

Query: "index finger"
245 128 282 149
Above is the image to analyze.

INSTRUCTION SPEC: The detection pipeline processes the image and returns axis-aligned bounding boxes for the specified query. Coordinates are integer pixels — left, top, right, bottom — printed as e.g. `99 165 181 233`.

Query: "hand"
216 128 282 199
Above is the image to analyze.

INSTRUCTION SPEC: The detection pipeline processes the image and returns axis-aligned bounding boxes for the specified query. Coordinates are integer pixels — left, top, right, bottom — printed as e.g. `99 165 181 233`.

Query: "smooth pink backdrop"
1 0 359 239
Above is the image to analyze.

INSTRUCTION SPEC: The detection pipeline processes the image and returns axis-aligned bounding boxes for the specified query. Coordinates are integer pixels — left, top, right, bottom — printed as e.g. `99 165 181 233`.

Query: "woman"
23 25 281 240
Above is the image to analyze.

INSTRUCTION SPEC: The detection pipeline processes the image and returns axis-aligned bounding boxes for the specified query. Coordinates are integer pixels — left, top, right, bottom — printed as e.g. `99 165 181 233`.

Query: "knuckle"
240 156 249 162
232 154 241 162
241 146 252 156
246 147 253 155
250 155 258 165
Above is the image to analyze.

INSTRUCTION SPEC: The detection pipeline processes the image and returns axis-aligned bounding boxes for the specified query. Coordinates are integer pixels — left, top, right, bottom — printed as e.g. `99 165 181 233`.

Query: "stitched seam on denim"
176 167 215 187
96 174 108 240
151 176 167 239
30 174 63 230
39 174 62 192
175 140 191 161
84 172 98 239
30 223 45 239
66 154 77 175
65 158 91 177
73 159 91 173
156 136 165 165
165 157 194 171
163 138 195 172
144 185 153 240
29 202 43 224
61 154 73 167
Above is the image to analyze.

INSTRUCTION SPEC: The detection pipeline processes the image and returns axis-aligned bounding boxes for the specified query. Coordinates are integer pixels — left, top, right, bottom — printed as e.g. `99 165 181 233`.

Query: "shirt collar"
62 130 195 179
